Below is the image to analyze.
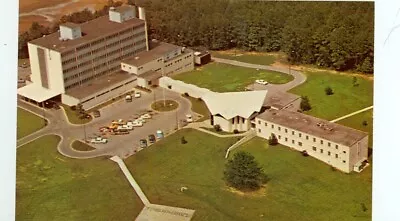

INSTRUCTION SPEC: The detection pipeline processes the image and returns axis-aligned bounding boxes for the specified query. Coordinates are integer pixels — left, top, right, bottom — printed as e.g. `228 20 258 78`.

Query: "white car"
128 120 143 127
140 113 152 119
134 91 141 98
255 79 269 85
186 114 193 123
136 117 146 123
90 137 108 144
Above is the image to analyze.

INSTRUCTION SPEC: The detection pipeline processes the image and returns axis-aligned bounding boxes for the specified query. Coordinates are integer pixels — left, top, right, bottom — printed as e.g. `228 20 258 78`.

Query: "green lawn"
61 104 92 124
337 109 373 148
151 100 179 112
125 129 371 221
200 127 244 135
173 63 293 92
16 135 143 221
211 51 277 66
71 140 96 151
183 96 210 121
289 71 373 120
17 107 46 139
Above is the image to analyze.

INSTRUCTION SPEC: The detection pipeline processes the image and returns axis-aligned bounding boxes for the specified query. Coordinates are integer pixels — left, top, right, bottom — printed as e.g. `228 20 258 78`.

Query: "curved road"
17 87 192 159
212 57 307 92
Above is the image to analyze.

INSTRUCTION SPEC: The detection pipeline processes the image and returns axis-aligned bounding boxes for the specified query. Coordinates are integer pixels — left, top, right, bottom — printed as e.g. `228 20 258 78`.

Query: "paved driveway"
17 87 197 159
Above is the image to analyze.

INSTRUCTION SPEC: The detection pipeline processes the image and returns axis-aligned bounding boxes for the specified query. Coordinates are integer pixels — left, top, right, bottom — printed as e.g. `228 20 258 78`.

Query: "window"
313 138 316 142
285 129 288 133
258 129 261 133
343 160 346 163
328 142 331 147
285 138 288 142
271 125 274 129
335 154 338 158
292 140 295 144
292 131 295 135
258 120 261 124
278 127 281 131
335 145 338 149
320 140 323 144
343 151 346 154
265 122 267 126
278 135 281 139
298 142 302 146
299 133 302 138
306 135 309 140
320 149 323 153
312 146 317 151
328 151 331 156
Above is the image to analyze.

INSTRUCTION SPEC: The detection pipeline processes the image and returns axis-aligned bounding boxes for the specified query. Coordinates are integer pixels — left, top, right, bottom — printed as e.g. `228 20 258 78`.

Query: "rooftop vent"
181 47 186 52
134 56 139 60
110 6 115 11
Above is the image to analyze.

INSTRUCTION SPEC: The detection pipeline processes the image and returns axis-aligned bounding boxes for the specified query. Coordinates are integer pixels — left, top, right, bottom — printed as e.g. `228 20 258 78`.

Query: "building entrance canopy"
17 83 60 103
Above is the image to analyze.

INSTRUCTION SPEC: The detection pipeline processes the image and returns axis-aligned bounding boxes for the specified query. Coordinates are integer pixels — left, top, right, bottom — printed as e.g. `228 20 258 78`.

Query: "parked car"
134 91 141 98
140 113 152 119
90 137 108 144
111 130 129 135
136 118 146 123
255 79 269 85
139 139 148 148
93 110 101 118
125 95 132 102
156 130 164 139
148 134 156 144
186 114 193 123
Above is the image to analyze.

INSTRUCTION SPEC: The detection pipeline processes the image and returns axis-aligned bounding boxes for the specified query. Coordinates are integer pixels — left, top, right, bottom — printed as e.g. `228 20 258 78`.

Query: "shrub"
300 96 311 111
268 133 278 146
197 97 202 101
325 86 334 95
301 150 309 157
233 129 239 134
265 105 271 109
181 136 187 144
70 105 76 111
184 92 189 97
362 120 368 126
214 124 222 132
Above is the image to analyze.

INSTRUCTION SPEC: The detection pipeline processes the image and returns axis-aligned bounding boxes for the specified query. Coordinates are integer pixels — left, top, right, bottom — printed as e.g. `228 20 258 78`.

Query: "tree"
223 151 267 190
300 96 311 111
214 124 222 132
352 76 359 87
358 57 373 73
181 136 188 144
268 133 278 145
362 120 368 126
325 86 334 95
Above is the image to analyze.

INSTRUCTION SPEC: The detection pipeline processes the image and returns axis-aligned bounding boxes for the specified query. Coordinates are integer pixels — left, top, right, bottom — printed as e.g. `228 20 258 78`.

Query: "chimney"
138 7 146 21
109 5 136 23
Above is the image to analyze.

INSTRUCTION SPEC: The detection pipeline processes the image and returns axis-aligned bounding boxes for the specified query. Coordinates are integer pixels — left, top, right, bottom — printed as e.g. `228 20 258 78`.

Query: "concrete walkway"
330 106 373 123
185 121 246 138
110 156 195 221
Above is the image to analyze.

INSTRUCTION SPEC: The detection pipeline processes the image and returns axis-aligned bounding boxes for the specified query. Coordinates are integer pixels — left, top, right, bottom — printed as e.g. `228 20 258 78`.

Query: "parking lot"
83 87 201 158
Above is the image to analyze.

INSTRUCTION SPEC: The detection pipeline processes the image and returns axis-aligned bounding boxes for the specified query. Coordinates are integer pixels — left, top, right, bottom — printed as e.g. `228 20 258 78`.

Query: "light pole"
83 123 87 142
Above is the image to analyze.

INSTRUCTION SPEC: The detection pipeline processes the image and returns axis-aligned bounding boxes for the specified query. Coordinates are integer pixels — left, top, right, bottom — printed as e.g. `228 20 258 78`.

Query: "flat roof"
60 22 81 29
122 41 183 67
66 71 135 99
17 83 60 103
264 91 300 109
112 5 135 13
256 109 368 147
30 14 145 53
138 70 162 81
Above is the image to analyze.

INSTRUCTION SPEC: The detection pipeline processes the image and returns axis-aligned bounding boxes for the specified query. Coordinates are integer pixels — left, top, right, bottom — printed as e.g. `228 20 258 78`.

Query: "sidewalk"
330 106 373 123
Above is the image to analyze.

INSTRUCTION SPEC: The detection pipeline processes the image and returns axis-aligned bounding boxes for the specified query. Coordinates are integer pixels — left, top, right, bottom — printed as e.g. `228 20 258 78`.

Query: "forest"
18 0 374 73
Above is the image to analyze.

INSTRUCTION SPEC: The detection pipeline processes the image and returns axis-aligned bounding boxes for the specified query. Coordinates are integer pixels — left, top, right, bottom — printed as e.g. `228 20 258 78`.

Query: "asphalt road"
17 87 196 159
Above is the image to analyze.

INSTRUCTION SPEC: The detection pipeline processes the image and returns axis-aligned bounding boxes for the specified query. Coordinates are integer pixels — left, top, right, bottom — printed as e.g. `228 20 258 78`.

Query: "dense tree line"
138 0 374 73
19 0 374 73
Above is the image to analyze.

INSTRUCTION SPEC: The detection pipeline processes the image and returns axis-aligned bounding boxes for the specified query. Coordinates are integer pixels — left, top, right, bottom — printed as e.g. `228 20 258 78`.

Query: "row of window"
259 120 341 150
312 147 346 163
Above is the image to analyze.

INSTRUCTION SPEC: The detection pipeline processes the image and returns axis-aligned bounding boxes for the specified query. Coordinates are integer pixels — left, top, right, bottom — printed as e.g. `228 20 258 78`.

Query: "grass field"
183 96 210 121
71 140 96 151
151 100 179 112
16 135 143 220
17 107 46 139
337 109 373 148
61 104 92 124
125 129 371 221
211 51 278 66
173 63 293 92
289 71 373 120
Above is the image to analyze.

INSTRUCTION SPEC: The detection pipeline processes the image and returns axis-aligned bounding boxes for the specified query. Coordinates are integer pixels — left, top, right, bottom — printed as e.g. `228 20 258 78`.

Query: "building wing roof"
122 42 183 67
29 15 145 53
138 70 162 81
17 83 60 103
202 90 268 119
263 91 300 109
256 109 368 147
